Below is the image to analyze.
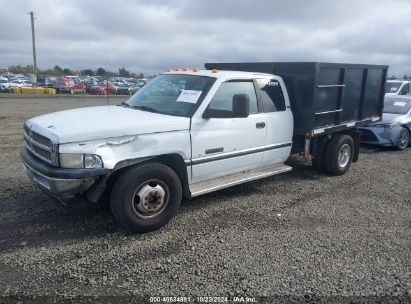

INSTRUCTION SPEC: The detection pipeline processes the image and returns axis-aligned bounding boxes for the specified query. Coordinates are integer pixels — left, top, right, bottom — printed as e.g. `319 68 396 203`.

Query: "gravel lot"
0 96 410 303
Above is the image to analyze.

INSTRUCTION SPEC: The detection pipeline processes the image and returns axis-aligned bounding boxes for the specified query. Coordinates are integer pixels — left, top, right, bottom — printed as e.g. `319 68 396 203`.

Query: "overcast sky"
0 0 410 76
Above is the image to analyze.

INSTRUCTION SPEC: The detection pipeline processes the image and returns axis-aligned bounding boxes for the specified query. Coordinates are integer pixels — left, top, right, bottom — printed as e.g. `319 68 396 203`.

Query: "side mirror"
233 94 250 118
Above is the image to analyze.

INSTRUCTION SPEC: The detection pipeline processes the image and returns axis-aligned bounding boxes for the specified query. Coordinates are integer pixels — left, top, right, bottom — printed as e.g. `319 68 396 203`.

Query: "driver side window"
400 83 410 95
208 81 258 113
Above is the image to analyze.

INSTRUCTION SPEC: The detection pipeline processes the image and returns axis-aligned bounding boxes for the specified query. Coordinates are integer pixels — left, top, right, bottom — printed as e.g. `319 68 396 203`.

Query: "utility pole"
28 11 37 83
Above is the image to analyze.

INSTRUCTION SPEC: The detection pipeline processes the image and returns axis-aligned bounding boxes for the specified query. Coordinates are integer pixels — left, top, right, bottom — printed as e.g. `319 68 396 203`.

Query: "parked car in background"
91 83 116 95
113 83 138 95
137 79 147 87
359 96 411 150
0 78 11 92
73 80 87 93
9 79 32 88
37 76 56 88
385 80 411 96
54 77 75 94
83 79 97 93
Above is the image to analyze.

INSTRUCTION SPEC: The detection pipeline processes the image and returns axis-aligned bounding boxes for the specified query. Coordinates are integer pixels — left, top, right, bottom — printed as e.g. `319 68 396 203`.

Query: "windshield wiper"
120 102 130 107
132 105 161 113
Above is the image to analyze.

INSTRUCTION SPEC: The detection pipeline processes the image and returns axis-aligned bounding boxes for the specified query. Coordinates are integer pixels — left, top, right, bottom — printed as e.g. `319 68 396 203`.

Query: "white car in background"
9 79 32 88
385 80 411 96
0 78 11 92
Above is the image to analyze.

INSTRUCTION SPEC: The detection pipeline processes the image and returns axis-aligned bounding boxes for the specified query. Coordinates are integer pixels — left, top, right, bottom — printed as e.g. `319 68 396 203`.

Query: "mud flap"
352 130 361 163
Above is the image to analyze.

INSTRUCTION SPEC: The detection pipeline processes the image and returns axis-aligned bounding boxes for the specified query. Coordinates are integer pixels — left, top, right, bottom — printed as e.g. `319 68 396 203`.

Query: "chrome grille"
24 125 59 166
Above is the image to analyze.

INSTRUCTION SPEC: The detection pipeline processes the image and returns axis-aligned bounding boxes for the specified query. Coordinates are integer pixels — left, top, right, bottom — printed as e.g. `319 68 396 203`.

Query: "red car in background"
73 82 87 93
90 83 116 95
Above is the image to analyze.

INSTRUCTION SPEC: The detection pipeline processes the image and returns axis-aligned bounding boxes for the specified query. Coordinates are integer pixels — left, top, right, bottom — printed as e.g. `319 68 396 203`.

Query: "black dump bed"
205 62 387 137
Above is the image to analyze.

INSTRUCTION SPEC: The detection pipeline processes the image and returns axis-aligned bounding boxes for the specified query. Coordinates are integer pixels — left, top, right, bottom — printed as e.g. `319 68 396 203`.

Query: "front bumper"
359 126 403 147
21 146 109 200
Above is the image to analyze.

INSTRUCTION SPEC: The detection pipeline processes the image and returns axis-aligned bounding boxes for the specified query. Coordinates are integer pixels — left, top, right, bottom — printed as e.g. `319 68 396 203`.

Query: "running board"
190 164 292 197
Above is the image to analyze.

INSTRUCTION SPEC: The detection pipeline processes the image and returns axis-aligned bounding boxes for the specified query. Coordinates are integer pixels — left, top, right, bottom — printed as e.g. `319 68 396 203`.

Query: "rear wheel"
396 128 409 150
110 162 182 233
324 134 354 176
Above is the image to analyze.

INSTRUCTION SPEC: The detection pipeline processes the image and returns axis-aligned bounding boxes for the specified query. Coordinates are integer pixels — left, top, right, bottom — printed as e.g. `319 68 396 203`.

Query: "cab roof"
387 80 409 83
162 69 274 80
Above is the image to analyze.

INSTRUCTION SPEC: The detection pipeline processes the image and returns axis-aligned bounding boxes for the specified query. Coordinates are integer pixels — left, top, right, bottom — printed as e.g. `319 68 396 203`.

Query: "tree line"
5 65 147 78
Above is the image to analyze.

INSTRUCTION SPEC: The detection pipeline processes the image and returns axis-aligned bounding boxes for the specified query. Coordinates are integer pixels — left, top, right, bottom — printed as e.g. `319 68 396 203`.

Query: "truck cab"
21 69 294 232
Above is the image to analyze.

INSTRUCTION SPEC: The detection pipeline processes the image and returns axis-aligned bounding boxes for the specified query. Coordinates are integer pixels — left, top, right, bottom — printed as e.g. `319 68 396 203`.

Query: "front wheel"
110 162 182 233
396 128 409 150
324 134 354 176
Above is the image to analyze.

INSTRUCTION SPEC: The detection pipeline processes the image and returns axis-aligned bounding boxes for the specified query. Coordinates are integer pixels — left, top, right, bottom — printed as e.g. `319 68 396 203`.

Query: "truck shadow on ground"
0 156 327 252
359 144 404 154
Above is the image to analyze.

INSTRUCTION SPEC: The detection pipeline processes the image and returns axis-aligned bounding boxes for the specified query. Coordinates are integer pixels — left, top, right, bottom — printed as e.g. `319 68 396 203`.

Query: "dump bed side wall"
313 63 387 132
205 62 387 138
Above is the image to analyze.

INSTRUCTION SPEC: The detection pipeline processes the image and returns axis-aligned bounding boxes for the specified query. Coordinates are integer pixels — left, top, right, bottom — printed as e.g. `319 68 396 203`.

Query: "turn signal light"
192 68 200 72
175 68 181 71
211 69 219 73
183 67 189 71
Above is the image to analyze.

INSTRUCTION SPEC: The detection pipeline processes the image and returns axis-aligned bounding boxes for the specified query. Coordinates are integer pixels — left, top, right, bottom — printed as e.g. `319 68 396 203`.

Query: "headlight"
84 154 103 168
59 154 103 169
59 153 84 168
383 122 398 132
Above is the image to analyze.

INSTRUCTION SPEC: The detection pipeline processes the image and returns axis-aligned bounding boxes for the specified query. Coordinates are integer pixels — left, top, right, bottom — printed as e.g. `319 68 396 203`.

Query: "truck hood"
27 105 190 143
379 112 407 125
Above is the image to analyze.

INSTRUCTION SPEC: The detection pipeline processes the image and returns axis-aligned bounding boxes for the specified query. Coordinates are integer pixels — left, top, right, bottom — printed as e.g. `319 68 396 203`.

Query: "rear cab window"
255 79 286 112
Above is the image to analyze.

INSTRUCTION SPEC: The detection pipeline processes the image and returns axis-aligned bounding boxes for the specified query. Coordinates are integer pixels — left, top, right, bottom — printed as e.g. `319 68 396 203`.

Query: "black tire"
110 162 182 233
324 134 354 176
396 127 409 150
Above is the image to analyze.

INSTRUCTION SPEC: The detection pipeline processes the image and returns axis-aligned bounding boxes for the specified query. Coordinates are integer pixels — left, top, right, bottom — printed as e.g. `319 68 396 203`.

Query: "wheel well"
151 154 191 199
102 154 191 202
311 129 360 163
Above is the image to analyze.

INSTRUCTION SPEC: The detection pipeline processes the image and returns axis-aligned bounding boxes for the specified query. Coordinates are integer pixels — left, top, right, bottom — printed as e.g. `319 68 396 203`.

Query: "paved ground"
0 96 410 303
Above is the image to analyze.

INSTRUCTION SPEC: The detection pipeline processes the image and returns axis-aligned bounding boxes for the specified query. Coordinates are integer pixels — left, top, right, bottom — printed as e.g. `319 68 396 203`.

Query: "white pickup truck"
21 62 387 232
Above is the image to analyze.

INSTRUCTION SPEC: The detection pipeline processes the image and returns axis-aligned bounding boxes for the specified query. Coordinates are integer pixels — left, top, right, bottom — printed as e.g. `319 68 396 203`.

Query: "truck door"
190 80 266 183
254 78 293 166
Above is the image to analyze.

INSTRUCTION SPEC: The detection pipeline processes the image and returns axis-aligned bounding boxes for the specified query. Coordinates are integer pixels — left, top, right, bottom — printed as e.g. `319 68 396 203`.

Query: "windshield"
125 74 216 117
385 82 402 93
383 98 411 114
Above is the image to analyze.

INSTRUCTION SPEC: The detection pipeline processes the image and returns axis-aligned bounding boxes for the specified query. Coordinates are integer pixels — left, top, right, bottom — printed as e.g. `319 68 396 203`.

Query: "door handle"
256 122 265 129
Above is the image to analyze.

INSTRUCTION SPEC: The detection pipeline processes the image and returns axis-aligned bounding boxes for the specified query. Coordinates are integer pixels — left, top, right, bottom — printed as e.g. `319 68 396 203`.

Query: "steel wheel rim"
398 130 409 149
338 144 351 168
131 179 169 218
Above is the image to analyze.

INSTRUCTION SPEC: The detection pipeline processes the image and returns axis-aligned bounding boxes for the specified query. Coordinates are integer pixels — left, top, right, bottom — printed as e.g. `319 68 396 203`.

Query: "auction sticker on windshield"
176 90 202 103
